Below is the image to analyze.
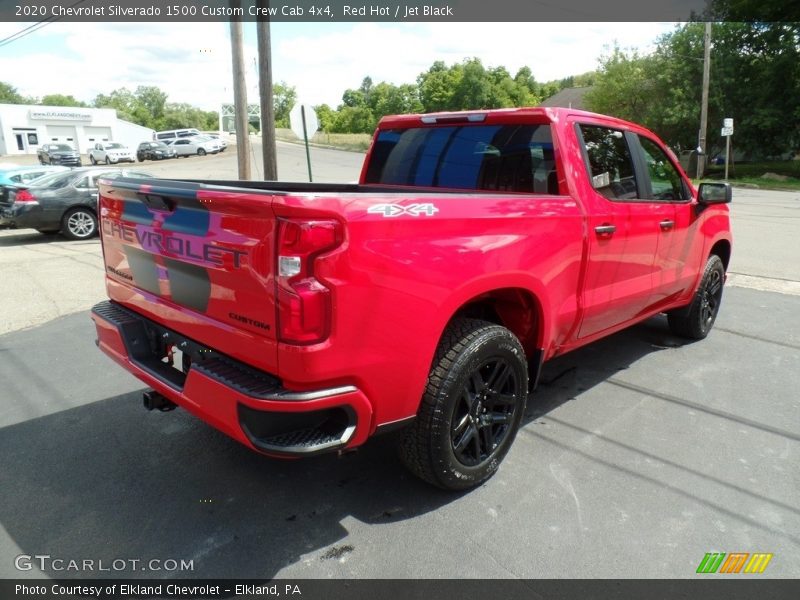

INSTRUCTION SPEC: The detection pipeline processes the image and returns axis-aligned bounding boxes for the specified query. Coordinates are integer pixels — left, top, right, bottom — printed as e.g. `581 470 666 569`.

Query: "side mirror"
697 182 732 205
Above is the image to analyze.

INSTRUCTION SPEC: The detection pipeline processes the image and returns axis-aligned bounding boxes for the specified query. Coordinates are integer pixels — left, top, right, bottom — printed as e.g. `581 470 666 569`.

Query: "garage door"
45 125 78 148
83 126 112 147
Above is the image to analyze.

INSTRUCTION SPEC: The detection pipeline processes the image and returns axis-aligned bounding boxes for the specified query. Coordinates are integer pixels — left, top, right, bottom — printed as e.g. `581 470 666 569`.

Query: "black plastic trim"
92 300 358 404
238 404 357 457
528 348 545 391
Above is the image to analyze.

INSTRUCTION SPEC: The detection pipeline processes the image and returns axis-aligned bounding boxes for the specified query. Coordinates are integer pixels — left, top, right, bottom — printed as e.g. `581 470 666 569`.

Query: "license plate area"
133 319 220 390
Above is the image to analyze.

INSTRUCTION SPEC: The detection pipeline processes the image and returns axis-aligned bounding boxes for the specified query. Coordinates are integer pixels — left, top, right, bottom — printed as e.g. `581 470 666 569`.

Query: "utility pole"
256 0 278 180
229 1 251 180
697 21 712 179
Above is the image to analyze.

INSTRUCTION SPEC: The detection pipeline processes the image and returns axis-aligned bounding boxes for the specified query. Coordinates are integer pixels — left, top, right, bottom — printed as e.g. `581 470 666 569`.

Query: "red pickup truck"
91 108 732 490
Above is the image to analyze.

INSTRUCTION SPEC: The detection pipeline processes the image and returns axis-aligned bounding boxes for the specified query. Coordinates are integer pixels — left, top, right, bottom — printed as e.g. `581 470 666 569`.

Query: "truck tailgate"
98 178 279 373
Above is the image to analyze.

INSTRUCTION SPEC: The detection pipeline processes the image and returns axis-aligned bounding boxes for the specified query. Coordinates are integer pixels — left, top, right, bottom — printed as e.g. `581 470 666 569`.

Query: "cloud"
0 21 675 111
0 22 233 108
274 22 674 106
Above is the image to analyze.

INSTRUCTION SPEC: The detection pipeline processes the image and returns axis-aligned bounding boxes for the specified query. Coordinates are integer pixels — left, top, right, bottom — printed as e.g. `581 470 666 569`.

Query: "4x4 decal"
367 203 439 217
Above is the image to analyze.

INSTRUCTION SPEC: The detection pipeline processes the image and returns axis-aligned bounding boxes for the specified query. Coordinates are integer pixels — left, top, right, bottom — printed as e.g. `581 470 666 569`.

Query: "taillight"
276 218 342 344
14 189 37 204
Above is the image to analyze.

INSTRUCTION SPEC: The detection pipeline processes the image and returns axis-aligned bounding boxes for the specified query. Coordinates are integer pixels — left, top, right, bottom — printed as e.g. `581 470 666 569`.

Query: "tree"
40 94 86 107
332 106 376 133
586 23 800 158
417 60 461 112
584 46 657 125
93 88 137 122
158 103 217 130
273 82 296 128
0 81 34 104
314 103 336 132
358 76 374 104
340 88 365 109
418 58 543 113
135 86 167 122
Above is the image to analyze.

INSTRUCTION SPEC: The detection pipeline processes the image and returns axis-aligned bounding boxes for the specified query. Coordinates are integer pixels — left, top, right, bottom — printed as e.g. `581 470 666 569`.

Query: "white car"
167 136 221 157
202 132 228 152
89 142 136 165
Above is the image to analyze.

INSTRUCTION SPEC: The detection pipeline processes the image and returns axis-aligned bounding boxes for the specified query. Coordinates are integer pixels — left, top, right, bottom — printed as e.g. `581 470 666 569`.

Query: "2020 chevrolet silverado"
91 108 732 490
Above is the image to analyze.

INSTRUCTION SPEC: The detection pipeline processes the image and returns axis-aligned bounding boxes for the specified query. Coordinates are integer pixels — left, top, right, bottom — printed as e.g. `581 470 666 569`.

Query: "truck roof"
378 107 656 138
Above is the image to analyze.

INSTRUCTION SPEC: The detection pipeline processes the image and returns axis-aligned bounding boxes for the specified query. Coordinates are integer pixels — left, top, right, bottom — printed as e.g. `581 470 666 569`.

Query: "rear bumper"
91 300 373 457
0 204 42 229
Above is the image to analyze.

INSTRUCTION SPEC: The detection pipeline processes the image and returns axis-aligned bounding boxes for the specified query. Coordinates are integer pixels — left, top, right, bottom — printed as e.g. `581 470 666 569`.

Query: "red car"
91 108 732 489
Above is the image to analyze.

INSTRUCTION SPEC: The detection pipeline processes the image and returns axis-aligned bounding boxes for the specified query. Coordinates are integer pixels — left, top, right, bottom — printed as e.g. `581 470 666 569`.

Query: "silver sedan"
166 136 221 157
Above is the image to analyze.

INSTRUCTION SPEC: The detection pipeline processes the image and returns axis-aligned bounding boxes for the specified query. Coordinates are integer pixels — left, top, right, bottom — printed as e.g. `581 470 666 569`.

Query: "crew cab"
91 108 732 490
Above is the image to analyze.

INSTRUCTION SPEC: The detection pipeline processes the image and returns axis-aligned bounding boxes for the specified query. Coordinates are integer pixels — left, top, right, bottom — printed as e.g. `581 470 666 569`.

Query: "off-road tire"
399 318 528 490
667 254 725 340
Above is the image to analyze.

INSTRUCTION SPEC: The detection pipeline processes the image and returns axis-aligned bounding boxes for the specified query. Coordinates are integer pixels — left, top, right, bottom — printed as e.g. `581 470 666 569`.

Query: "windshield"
106 143 124 149
51 144 73 152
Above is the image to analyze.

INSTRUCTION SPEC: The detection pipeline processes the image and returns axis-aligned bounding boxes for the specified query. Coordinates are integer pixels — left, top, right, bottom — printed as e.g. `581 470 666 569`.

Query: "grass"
703 160 800 191
275 129 372 152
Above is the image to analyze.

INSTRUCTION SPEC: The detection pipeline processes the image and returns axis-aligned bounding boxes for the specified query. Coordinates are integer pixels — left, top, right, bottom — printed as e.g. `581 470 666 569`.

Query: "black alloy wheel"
399 318 528 490
667 254 725 339
450 356 521 467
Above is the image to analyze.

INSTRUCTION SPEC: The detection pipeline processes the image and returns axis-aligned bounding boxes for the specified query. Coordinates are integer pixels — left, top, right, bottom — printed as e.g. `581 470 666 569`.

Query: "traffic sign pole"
301 105 313 182
725 135 730 181
722 118 734 181
292 103 318 183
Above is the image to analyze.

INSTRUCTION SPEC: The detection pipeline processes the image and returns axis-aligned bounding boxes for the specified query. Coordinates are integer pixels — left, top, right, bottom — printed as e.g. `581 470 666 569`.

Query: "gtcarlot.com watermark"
15 554 194 572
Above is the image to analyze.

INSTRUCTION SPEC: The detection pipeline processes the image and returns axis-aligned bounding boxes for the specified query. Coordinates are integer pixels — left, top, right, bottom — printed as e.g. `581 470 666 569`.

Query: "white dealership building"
0 104 154 157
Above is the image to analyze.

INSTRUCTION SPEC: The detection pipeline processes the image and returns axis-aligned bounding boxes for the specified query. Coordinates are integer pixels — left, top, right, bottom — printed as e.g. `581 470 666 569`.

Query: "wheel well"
710 239 731 271
64 205 96 215
448 288 542 354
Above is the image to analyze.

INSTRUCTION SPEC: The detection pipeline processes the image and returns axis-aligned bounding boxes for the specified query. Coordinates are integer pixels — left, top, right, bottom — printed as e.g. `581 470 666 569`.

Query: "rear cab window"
364 123 560 194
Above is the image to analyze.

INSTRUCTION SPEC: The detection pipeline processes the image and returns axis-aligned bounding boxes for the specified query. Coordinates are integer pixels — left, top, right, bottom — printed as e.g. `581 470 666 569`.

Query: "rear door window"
579 125 639 200
364 124 558 193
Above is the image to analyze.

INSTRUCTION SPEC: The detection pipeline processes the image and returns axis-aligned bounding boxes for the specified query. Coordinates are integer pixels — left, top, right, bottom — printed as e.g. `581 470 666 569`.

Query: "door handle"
659 219 675 231
594 224 616 237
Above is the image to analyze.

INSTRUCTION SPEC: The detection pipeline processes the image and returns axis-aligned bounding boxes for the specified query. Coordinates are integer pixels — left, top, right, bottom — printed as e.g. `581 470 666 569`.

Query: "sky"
0 21 677 111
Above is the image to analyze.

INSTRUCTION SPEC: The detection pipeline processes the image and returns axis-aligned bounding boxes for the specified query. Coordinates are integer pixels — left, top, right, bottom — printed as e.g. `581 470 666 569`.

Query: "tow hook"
143 390 177 412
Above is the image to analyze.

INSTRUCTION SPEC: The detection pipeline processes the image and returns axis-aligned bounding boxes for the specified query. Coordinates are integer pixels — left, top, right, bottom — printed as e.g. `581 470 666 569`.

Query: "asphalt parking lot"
0 144 798 579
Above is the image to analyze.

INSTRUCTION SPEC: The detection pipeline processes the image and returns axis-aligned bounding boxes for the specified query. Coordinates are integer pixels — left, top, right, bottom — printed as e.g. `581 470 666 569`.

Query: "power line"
0 21 51 49
0 0 87 49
